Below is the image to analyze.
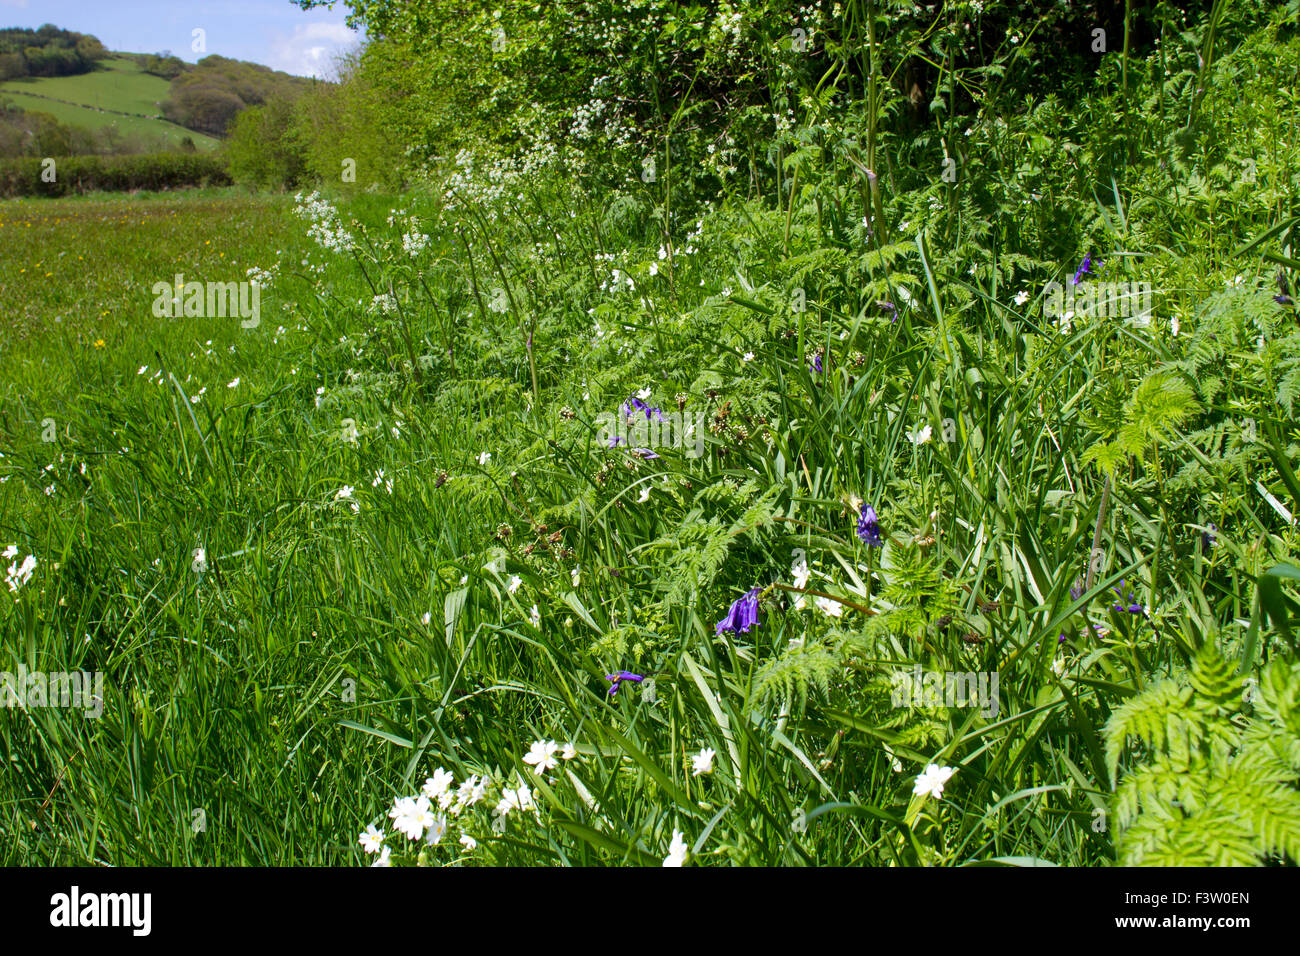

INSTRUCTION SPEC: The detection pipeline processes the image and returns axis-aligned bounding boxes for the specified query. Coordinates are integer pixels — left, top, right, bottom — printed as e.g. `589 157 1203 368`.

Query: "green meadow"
2 0 1300 868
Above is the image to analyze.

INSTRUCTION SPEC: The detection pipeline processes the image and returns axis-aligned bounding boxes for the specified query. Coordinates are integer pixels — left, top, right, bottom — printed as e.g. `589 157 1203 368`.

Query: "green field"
0 56 218 151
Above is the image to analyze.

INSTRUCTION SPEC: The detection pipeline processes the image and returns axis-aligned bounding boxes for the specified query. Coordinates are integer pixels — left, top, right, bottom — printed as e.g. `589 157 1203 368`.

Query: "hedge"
0 153 231 197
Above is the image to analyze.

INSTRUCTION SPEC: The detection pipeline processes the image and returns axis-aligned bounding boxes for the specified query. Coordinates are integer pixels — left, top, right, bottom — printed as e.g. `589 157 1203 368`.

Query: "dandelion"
358 825 384 854
912 763 956 800
857 505 883 548
663 829 688 867
523 739 560 774
605 670 644 695
715 587 760 636
691 747 717 776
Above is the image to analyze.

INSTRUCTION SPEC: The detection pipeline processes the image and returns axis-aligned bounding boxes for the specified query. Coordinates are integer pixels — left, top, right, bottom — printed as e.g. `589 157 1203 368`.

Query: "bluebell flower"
1110 580 1144 615
715 587 760 636
1072 253 1093 285
605 670 644 695
857 504 883 548
810 354 823 373
1201 523 1216 553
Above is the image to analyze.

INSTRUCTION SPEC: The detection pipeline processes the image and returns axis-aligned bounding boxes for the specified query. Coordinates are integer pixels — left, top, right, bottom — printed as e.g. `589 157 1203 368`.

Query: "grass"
1 5 1298 868
0 56 218 151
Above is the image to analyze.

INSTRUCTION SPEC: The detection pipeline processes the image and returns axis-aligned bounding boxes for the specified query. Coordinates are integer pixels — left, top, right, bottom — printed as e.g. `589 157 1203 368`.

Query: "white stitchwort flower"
459 833 478 851
358 824 384 854
814 595 843 618
371 845 392 867
507 574 522 594
691 747 717 777
389 795 436 841
913 763 956 800
571 565 581 588
6 553 37 593
663 829 688 867
1014 290 1030 306
561 742 577 761
422 768 455 802
530 604 541 627
477 451 491 466
524 739 560 774
907 423 932 445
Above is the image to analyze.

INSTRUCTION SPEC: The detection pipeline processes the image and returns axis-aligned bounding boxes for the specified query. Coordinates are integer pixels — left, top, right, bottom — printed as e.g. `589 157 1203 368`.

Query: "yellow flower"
93 339 105 349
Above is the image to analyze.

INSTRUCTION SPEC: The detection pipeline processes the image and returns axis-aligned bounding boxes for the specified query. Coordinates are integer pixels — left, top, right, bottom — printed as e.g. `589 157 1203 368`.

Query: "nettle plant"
1105 645 1300 866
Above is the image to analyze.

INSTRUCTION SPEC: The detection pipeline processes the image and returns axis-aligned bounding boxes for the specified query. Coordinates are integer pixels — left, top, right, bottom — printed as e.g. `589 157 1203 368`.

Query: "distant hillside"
0 29 321 158
0 55 218 154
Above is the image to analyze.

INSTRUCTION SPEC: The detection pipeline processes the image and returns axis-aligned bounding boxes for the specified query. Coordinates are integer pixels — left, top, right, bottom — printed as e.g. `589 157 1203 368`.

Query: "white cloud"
267 22 356 78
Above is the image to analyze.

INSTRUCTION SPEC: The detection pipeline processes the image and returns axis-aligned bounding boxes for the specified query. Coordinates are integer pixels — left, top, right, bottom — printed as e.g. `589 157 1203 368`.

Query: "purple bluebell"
715 587 760 636
1072 253 1093 285
1277 273 1292 306
857 504 883 548
810 354 823 373
1201 523 1216 553
1110 580 1144 615
605 670 644 695
622 396 666 423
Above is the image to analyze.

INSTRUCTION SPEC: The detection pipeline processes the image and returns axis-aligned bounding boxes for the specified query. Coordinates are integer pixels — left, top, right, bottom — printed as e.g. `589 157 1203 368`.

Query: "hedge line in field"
0 153 231 196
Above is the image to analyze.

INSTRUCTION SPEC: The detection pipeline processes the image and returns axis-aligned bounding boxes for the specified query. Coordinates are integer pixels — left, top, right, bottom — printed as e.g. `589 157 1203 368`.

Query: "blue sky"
0 0 363 77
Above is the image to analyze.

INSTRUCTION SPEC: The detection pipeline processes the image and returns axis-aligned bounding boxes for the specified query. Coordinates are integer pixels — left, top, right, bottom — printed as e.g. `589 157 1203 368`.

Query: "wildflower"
524 739 560 774
421 611 431 626
477 451 491 465
1201 523 1217 553
2 545 16 560
371 846 392 867
912 763 956 800
637 486 651 503
1110 580 1145 615
810 353 823 373
561 742 578 760
605 670 644 695
530 604 541 627
571 565 581 587
743 351 755 361
425 814 448 845
1014 290 1030 306
507 574 522 594
358 824 384 854
6 553 36 593
1072 253 1093 285
663 829 688 867
906 424 932 445
815 595 843 618
715 587 760 636
459 833 478 851
422 769 455 802
227 378 240 389
857 505 884 547
389 795 435 841
691 747 717 776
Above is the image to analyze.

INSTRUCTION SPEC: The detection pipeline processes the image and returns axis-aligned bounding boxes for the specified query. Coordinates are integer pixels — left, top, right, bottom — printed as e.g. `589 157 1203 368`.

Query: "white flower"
792 560 810 590
1013 290 1030 306
663 829 688 867
561 742 577 760
424 814 448 845
906 423 933 445
6 554 37 593
571 565 581 587
530 604 541 627
422 768 455 801
507 574 522 594
227 378 240 388
459 833 478 851
691 747 717 776
814 595 842 618
358 824 384 854
523 739 560 774
637 486 651 503
477 451 491 466
371 845 392 867
742 351 755 361
637 387 652 401
912 763 956 800
389 795 435 840
2 545 16 560
421 612 432 626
